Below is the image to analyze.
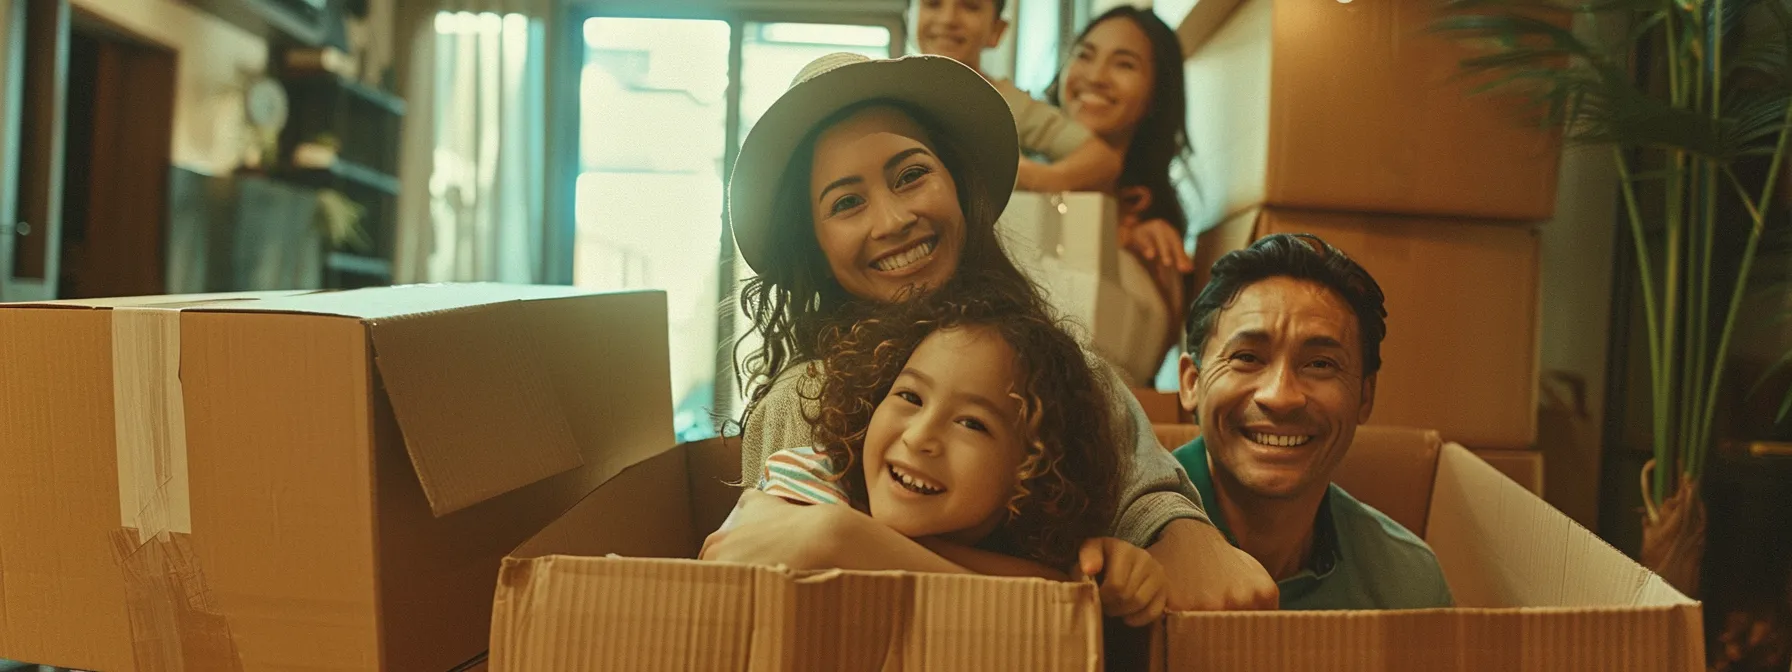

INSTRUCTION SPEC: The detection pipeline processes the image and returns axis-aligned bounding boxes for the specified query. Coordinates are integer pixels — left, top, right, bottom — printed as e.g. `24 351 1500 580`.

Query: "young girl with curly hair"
749 276 1169 625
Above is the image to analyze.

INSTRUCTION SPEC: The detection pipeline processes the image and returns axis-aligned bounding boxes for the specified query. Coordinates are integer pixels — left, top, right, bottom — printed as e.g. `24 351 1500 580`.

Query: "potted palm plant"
1435 0 1792 596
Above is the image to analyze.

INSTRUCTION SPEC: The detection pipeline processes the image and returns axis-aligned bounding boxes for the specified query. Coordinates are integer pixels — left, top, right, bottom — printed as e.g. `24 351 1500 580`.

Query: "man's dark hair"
1182 233 1389 376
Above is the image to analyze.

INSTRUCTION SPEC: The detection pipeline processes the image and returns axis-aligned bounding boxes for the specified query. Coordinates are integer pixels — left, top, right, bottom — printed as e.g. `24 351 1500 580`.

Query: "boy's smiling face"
915 0 1008 71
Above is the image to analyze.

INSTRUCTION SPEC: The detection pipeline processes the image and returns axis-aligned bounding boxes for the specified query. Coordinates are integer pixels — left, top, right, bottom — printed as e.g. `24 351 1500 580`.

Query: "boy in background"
916 0 1122 193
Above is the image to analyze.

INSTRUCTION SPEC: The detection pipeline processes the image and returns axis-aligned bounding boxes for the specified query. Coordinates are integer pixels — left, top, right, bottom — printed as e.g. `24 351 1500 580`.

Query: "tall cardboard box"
1152 426 1702 670
998 191 1173 383
0 285 672 671
488 438 1105 671
1193 207 1542 449
1181 0 1563 230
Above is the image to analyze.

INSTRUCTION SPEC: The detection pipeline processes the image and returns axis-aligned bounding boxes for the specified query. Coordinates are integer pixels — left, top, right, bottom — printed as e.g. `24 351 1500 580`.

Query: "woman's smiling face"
809 106 966 303
1058 16 1155 147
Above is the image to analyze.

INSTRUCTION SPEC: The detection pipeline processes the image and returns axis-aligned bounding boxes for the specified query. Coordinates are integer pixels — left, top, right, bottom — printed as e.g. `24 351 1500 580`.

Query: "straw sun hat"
727 52 1019 275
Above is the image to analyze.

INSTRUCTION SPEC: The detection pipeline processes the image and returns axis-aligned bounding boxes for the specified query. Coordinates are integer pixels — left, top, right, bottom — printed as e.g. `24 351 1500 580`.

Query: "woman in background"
1049 7 1194 382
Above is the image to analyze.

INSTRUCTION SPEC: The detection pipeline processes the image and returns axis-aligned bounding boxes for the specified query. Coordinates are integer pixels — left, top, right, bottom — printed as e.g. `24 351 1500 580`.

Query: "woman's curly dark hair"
803 273 1123 571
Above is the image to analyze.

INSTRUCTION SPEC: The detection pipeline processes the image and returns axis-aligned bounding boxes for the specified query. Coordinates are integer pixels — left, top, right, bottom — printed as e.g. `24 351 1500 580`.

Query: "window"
563 10 898 440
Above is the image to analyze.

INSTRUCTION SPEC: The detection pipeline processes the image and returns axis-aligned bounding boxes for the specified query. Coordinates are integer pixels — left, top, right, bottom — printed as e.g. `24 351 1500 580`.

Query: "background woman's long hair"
731 100 1042 432
1047 6 1193 237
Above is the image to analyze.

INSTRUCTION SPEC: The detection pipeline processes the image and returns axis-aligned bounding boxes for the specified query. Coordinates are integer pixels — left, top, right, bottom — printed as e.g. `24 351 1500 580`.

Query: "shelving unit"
273 66 405 289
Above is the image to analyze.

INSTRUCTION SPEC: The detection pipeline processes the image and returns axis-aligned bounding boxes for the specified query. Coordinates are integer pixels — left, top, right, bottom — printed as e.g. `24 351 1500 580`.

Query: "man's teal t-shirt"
1172 437 1454 611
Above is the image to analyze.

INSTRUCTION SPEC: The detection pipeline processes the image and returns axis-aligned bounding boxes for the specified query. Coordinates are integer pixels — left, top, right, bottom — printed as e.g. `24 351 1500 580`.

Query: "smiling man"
1172 233 1452 611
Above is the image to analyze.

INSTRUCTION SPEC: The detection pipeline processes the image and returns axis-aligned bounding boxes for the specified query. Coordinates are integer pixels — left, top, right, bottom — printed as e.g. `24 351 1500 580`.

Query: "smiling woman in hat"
701 52 1276 611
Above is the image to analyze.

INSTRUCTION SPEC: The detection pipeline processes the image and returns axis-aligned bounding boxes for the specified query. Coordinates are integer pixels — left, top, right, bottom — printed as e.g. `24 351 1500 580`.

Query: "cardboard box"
489 438 1105 671
0 285 672 671
1180 0 1562 228
1193 207 1542 449
997 191 1174 384
1132 388 1188 425
1472 447 1545 497
1148 425 1701 671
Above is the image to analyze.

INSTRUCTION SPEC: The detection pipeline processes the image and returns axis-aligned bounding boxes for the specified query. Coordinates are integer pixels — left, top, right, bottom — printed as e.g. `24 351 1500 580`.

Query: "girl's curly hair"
804 272 1124 571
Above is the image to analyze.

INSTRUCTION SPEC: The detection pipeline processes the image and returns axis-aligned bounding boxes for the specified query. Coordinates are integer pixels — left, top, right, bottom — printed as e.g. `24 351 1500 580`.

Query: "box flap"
365 294 598 517
490 556 1102 671
1426 443 1695 609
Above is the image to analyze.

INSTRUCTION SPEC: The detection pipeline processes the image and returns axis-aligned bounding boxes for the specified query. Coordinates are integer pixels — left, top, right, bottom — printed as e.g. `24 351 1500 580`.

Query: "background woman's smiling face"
1058 17 1155 146
809 106 966 303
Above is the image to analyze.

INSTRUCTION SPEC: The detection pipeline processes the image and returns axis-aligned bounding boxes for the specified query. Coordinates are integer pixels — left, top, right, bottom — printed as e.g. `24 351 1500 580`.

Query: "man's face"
1179 276 1376 501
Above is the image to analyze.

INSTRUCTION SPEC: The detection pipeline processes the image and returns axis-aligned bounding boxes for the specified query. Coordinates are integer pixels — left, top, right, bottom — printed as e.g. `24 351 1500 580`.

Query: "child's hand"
1073 537 1169 627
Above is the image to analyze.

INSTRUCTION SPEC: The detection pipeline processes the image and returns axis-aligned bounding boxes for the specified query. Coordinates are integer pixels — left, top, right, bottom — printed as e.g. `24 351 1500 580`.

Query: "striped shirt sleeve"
757 446 849 506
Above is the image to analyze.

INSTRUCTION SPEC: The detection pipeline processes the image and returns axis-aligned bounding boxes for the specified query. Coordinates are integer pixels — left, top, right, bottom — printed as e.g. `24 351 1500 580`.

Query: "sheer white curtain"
394 3 548 284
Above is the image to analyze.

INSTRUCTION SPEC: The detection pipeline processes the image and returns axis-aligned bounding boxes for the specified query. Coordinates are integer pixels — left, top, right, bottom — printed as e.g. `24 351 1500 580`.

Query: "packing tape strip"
109 307 243 669
112 307 193 548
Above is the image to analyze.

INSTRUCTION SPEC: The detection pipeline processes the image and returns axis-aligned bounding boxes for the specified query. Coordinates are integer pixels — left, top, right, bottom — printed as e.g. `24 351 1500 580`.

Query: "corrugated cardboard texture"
1167 607 1702 671
1194 208 1543 448
0 307 139 671
494 442 1103 672
1151 424 1439 537
1160 441 1701 671
494 557 1101 672
1184 0 1561 228
1427 444 1690 610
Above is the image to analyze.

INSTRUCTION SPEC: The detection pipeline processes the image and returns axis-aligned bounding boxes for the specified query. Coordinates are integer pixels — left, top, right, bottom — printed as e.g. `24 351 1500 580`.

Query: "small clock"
245 77 289 133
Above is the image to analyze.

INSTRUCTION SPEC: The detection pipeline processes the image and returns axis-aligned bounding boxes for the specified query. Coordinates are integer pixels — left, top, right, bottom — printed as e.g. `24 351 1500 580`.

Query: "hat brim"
728 56 1019 276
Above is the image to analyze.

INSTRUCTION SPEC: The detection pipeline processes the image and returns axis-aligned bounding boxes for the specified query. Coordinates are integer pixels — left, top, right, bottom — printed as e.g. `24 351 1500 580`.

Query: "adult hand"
1122 217 1194 274
699 489 840 569
1075 537 1169 627
1148 519 1279 611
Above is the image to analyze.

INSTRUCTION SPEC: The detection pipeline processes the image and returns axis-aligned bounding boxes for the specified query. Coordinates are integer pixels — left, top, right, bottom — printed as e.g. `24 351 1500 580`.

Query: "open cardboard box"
1150 425 1702 671
488 438 1105 671
0 285 672 671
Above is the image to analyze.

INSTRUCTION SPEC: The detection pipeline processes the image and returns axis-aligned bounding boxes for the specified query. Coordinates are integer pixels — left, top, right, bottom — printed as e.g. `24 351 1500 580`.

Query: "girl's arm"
915 537 1069 581
703 490 975 574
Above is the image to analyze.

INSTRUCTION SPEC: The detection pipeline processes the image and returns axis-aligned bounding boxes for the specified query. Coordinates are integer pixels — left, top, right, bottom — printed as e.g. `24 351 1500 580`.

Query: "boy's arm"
1015 137 1123 193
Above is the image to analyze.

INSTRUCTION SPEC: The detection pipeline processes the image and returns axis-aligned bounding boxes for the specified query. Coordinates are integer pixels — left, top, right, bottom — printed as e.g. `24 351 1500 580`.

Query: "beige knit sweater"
737 348 1211 549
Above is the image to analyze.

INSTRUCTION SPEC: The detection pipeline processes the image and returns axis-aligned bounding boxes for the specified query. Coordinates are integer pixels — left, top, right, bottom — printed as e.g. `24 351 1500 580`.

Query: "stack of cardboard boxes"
1178 0 1555 495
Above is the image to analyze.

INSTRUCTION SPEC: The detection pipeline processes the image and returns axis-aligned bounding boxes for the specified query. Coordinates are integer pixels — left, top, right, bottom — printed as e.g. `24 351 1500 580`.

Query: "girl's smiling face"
809 106 967 304
860 325 1028 544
